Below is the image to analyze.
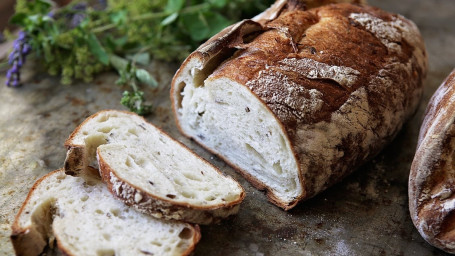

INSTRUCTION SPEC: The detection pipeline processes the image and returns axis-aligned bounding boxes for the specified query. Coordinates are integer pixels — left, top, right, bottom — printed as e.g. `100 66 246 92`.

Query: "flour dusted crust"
171 1 427 209
409 70 455 253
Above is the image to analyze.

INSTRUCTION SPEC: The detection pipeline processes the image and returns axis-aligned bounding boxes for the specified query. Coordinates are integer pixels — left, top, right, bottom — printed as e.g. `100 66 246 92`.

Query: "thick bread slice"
171 2 427 209
409 70 455 253
11 169 200 256
64 110 245 224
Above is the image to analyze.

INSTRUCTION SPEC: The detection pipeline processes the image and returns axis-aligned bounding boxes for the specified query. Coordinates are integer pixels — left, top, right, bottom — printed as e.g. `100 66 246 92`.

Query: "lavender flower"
47 10 56 18
6 31 31 87
69 3 87 28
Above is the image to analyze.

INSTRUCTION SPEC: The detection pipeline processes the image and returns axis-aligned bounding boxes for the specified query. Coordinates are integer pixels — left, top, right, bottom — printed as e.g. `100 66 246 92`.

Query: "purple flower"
11 78 20 87
18 31 27 40
6 69 13 79
70 13 86 28
5 31 31 88
47 10 55 18
68 3 87 28
22 44 31 55
8 51 15 65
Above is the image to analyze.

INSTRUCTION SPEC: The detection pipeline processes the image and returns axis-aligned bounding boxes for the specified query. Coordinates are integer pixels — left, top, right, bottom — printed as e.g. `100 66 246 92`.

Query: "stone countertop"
1 0 455 255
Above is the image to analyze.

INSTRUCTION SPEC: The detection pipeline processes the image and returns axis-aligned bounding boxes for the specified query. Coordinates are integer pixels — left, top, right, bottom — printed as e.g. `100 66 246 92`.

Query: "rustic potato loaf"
64 110 245 224
171 1 427 209
409 70 455 253
11 168 200 256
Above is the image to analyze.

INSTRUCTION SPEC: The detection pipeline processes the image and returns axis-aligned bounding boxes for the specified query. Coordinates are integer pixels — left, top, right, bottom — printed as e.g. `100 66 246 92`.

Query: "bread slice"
170 2 427 209
11 168 200 256
64 110 245 224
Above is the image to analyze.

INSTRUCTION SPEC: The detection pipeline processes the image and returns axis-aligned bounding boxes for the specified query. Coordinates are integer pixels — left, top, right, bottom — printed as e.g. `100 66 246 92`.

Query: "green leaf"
161 13 179 26
205 12 231 37
209 0 228 8
127 52 150 66
136 69 158 87
29 0 53 14
41 16 53 23
180 11 230 41
104 36 128 51
35 0 52 10
79 18 90 29
113 36 128 47
165 0 185 13
9 13 28 27
181 12 210 41
110 10 127 25
109 54 129 72
87 33 109 65
26 15 41 24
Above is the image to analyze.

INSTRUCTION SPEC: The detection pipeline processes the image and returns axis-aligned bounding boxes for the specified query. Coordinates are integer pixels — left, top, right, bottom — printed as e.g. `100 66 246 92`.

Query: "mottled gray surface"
1 0 455 255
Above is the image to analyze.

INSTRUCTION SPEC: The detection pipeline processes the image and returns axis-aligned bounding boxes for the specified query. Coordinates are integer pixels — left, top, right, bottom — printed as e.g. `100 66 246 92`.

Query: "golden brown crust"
409 69 455 253
186 225 202 256
171 1 427 209
212 3 419 127
214 3 426 200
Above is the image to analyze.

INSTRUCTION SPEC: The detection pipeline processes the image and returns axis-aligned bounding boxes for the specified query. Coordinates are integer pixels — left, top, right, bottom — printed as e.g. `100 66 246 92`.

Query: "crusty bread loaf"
11 168 200 256
409 70 455 253
171 1 427 209
64 110 245 224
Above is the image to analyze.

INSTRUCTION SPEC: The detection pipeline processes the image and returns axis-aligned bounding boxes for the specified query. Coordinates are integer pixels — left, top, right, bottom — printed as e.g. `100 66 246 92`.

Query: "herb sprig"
3 0 272 115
